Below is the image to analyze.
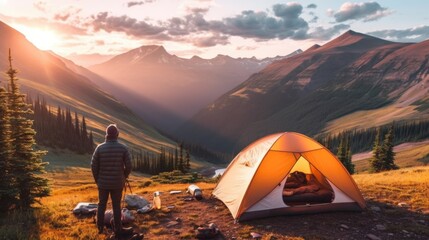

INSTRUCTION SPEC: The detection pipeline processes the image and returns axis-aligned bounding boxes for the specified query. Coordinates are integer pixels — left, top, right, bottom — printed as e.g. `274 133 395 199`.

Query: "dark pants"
97 188 123 232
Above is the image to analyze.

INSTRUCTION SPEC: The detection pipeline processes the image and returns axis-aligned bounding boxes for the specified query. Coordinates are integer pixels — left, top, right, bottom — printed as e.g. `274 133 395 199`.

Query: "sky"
0 0 428 65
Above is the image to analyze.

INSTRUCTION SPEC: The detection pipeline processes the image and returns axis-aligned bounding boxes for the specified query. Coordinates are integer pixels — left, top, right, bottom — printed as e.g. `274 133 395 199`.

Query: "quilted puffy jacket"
91 139 132 189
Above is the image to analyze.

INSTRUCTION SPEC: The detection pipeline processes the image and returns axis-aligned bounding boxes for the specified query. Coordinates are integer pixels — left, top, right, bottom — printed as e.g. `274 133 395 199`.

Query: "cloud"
220 3 309 40
33 1 47 13
367 25 429 42
236 45 258 51
54 7 82 21
127 1 144 7
91 12 166 38
191 33 229 47
127 0 156 7
88 2 350 47
95 40 105 46
307 4 317 9
181 0 214 14
309 24 350 40
333 2 392 22
0 14 87 36
309 16 318 23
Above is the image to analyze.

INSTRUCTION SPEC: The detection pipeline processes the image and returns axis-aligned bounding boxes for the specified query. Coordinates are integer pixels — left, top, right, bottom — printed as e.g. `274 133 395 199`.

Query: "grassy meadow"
0 162 428 239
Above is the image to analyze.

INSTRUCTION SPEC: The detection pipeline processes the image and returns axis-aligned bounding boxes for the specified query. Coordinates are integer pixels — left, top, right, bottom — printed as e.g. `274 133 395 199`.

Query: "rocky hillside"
178 30 429 153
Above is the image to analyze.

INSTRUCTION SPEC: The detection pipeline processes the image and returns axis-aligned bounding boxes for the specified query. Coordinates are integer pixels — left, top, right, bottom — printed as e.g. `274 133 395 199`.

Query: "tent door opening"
282 156 334 206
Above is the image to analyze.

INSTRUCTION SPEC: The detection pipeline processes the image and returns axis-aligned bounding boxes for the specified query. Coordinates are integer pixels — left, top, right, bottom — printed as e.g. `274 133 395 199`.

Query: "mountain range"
89 45 302 132
0 21 175 153
2 18 427 161
177 30 429 153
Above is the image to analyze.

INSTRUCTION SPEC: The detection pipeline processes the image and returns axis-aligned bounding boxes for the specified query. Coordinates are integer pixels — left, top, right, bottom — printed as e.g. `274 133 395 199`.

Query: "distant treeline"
131 144 190 175
182 142 232 163
319 120 429 154
156 128 232 163
28 96 95 154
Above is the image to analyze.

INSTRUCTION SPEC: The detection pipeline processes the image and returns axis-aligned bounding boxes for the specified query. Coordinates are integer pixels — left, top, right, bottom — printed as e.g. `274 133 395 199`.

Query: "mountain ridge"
177 30 429 153
89 44 302 132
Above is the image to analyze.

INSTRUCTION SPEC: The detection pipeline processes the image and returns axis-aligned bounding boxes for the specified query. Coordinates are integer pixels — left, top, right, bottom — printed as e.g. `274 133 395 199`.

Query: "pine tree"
174 146 179 170
0 80 15 211
179 143 184 172
88 130 94 152
336 137 346 166
345 139 355 174
74 111 80 152
370 128 383 172
7 49 50 209
185 149 191 173
336 136 355 174
81 116 89 152
380 124 398 171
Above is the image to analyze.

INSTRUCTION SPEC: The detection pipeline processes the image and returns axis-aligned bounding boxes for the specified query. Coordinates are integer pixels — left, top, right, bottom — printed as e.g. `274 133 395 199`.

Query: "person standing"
91 124 132 236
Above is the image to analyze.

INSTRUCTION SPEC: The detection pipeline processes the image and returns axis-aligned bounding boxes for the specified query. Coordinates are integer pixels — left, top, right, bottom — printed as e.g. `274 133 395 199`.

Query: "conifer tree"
336 137 346 165
74 111 80 151
185 149 191 172
370 128 383 172
81 116 88 152
174 146 179 170
0 79 15 211
336 136 354 174
6 49 49 208
179 143 184 172
345 142 355 174
88 130 94 152
380 124 398 171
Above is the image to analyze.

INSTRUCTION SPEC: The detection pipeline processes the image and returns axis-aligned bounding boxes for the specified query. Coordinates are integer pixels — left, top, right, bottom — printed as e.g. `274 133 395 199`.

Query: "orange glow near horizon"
13 24 59 51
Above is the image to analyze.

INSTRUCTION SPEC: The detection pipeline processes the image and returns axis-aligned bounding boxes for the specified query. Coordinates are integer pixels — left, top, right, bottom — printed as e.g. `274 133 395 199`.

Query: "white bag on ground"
125 194 149 209
72 202 98 215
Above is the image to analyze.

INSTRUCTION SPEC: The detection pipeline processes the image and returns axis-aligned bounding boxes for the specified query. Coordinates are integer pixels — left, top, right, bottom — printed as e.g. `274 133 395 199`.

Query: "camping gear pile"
72 185 206 239
72 190 153 239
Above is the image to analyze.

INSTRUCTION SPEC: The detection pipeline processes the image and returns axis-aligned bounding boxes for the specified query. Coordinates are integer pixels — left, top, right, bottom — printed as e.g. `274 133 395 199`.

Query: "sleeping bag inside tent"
212 132 365 221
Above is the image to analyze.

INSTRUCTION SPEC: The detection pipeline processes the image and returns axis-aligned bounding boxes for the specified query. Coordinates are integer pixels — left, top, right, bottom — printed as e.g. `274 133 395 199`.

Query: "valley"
1 1 429 239
0 21 175 155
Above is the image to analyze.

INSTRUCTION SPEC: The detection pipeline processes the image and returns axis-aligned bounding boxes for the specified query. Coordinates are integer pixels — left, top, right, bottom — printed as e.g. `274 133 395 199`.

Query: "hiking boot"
97 226 104 234
115 227 134 236
129 233 144 240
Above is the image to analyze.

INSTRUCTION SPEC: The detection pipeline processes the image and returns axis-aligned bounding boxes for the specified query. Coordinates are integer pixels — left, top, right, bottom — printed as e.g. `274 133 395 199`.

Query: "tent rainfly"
212 132 366 221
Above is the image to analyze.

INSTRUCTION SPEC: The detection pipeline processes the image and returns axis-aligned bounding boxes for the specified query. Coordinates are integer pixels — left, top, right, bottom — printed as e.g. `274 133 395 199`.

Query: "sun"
14 25 59 51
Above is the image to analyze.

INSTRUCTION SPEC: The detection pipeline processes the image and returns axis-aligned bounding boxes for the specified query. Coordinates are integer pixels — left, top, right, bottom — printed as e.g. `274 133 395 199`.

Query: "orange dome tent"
212 132 365 221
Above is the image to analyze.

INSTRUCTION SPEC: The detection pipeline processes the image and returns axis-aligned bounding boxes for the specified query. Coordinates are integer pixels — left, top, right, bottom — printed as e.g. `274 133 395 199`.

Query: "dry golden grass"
353 166 429 212
1 165 428 239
